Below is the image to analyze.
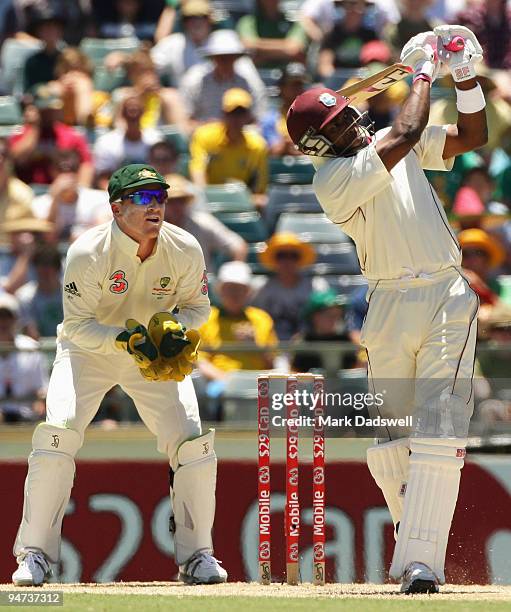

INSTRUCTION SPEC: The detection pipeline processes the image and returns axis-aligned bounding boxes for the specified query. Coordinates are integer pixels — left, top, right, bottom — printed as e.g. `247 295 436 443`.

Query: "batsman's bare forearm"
375 79 431 171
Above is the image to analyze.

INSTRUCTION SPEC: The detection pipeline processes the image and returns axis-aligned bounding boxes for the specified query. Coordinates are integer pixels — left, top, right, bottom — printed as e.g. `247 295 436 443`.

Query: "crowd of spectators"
1 0 511 427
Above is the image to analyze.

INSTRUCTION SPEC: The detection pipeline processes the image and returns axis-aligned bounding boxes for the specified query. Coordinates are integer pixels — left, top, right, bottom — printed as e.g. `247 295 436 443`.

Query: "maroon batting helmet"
286 87 372 157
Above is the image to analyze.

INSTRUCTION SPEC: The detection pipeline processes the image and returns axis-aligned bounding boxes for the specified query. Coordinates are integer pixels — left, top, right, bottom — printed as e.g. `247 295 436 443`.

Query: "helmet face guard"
296 107 375 158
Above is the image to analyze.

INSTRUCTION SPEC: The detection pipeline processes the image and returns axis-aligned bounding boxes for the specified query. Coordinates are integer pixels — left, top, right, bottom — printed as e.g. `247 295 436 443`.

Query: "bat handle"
444 36 465 52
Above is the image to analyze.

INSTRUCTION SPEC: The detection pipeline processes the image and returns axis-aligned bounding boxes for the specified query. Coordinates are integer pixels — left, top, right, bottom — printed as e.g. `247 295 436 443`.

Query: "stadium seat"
158 125 190 154
269 155 315 184
206 183 254 213
214 211 268 242
221 370 260 422
275 212 351 243
0 38 42 95
323 67 366 92
214 241 266 273
310 243 361 275
265 184 322 232
324 274 367 296
0 97 21 125
93 66 127 92
79 38 140 67
30 184 50 196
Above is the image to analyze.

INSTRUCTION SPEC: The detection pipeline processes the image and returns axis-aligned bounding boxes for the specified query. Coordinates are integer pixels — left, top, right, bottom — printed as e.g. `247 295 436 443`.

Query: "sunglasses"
120 189 167 205
275 250 301 261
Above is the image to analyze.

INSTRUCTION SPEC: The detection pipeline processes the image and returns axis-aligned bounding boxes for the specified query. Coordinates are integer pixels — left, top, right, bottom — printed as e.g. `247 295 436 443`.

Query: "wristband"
413 74 432 85
455 83 486 114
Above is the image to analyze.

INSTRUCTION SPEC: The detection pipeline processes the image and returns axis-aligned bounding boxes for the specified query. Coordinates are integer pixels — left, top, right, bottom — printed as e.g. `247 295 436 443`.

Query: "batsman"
286 26 486 593
12 164 227 586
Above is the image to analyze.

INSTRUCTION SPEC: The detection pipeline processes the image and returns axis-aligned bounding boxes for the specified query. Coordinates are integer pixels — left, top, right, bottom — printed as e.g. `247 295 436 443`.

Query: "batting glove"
434 25 483 82
115 319 159 369
400 31 440 82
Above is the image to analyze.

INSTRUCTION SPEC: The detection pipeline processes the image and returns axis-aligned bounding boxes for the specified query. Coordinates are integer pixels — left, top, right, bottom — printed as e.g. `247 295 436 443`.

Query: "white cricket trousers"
46 340 202 459
360 267 479 440
13 339 206 564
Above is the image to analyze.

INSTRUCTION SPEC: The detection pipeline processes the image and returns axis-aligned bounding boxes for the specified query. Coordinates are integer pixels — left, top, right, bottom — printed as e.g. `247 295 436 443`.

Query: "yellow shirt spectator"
189 121 269 194
199 305 278 371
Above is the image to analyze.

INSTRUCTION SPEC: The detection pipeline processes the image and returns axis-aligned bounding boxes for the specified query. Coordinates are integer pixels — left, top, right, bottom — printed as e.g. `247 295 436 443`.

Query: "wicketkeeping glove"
145 313 201 382
115 319 159 369
434 25 483 82
400 31 440 82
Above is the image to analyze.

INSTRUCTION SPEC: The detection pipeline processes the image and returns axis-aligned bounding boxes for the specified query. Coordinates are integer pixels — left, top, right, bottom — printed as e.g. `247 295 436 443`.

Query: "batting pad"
367 438 409 531
173 429 217 565
14 424 82 563
389 437 466 583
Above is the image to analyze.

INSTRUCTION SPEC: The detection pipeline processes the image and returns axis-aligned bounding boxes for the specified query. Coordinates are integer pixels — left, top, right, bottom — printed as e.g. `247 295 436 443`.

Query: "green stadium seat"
222 370 260 422
158 125 190 154
0 96 22 125
93 66 128 92
79 37 140 67
0 38 42 95
30 184 50 196
324 274 367 296
214 211 268 242
265 184 322 232
206 183 254 213
275 212 350 244
214 241 267 274
269 155 315 184
311 243 361 275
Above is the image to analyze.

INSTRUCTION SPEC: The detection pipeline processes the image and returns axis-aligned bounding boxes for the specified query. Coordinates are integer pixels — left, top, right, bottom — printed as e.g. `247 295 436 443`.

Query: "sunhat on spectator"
259 232 316 271
458 228 506 268
0 292 20 318
217 261 252 286
201 30 245 57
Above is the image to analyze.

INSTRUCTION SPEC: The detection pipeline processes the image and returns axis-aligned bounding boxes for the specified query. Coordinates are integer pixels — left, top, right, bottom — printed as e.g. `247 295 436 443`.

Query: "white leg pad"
389 437 466 583
173 429 217 565
13 424 82 563
367 438 410 529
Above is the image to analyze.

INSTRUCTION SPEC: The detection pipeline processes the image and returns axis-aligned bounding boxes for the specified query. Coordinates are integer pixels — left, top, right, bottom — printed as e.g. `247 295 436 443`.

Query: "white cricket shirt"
312 125 461 281
58 221 210 354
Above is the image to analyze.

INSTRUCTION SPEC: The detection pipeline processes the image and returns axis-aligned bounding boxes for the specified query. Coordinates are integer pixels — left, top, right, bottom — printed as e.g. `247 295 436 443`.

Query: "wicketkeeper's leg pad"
389 437 466 583
172 429 217 565
367 438 409 532
13 424 82 563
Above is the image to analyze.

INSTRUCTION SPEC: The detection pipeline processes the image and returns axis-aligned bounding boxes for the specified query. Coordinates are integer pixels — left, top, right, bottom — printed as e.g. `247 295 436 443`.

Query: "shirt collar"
111 220 141 258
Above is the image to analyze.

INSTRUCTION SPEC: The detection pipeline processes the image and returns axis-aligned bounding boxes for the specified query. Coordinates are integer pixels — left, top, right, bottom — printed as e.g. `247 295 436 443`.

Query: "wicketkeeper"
12 164 227 586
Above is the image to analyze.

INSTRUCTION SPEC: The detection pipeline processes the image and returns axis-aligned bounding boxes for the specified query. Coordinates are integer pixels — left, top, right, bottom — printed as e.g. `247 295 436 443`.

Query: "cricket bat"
336 63 413 105
337 36 466 105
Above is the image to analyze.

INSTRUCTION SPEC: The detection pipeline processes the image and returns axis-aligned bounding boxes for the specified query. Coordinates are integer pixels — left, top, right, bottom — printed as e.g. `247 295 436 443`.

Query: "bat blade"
336 63 413 105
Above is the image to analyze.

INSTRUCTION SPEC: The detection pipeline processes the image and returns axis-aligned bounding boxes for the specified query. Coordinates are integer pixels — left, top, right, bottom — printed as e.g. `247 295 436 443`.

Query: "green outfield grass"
41 594 506 611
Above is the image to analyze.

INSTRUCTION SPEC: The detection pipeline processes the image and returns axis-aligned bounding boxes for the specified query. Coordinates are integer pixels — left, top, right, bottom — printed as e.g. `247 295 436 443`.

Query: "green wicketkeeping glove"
115 319 159 369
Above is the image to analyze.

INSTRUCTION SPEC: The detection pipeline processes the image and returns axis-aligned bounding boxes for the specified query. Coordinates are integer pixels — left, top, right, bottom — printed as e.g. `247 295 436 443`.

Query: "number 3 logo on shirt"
109 270 128 294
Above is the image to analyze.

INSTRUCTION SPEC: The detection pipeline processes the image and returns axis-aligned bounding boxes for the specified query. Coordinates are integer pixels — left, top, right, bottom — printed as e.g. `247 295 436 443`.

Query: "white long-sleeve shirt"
58 221 210 354
312 125 461 281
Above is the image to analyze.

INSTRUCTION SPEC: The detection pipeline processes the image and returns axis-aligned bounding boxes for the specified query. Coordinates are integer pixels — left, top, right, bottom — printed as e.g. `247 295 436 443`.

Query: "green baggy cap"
108 164 170 202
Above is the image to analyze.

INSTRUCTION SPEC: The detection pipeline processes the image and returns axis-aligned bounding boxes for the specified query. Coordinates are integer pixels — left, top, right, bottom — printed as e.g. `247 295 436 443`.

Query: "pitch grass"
48 595 510 612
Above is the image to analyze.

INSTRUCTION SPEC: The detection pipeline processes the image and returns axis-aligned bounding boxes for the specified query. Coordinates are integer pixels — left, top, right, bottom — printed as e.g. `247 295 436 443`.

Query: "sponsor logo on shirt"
152 275 173 297
64 281 81 297
109 270 128 294
201 270 208 295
